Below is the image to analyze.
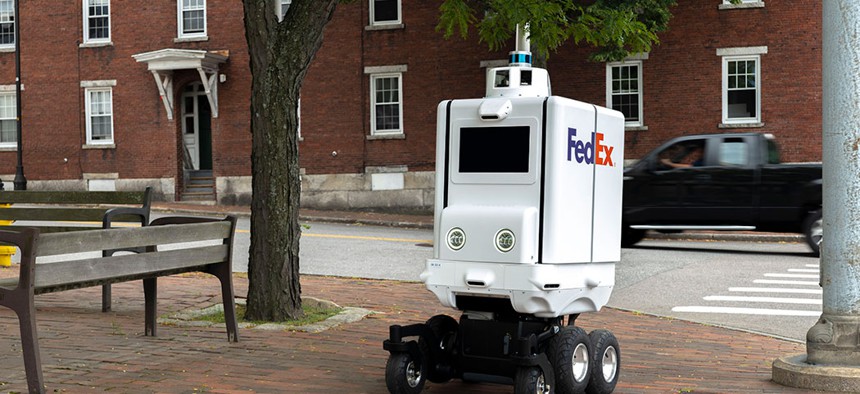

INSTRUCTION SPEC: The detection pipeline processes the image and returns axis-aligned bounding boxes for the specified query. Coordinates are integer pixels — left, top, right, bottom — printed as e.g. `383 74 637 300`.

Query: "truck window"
657 140 705 169
766 139 781 164
719 138 749 166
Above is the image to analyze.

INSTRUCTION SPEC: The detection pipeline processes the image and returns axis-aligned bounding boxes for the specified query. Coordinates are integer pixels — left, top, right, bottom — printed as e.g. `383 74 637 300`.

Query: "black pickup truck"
622 133 822 255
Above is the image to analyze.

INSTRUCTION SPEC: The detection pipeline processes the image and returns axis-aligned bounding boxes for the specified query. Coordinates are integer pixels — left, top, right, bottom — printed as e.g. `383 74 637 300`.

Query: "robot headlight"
446 227 466 251
495 229 515 253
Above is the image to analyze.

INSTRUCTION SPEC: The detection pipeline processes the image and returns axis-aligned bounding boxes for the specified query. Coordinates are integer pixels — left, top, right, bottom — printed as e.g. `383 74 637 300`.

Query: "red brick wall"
303 0 822 172
0 0 822 190
545 0 821 162
0 0 252 190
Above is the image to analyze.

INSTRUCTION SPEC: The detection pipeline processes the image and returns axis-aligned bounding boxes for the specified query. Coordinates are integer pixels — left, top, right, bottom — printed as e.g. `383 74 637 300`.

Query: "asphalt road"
24 213 818 342
612 239 819 341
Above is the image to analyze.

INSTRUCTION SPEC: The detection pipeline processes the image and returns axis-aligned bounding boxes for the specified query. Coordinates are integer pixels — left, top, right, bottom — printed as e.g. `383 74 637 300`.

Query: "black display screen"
458 126 531 173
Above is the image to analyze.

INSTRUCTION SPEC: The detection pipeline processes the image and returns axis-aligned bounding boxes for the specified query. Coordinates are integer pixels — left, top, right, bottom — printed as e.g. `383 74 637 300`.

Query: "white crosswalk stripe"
672 263 822 316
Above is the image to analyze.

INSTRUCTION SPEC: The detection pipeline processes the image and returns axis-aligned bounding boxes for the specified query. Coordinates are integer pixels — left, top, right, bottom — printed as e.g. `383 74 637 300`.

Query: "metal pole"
769 2 860 390
12 0 24 190
805 0 860 364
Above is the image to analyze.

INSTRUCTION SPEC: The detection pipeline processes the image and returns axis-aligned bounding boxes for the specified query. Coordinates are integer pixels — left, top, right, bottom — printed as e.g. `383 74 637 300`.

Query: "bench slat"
0 225 139 235
31 244 229 290
35 221 232 257
0 207 145 222
0 191 148 205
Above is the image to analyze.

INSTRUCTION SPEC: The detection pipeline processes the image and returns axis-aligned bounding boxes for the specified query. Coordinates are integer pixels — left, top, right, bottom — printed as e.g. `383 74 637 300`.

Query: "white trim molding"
364 64 407 74
719 1 765 10
716 46 768 57
625 52 650 61
80 80 117 88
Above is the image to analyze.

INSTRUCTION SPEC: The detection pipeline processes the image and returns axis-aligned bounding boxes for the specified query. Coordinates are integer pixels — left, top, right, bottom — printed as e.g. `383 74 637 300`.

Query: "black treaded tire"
514 366 551 394
420 314 458 383
548 326 592 394
586 329 620 394
621 226 645 248
385 352 425 394
804 209 822 257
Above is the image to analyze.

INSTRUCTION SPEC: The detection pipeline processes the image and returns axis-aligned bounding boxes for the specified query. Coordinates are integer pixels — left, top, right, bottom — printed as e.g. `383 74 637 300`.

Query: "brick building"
0 0 821 211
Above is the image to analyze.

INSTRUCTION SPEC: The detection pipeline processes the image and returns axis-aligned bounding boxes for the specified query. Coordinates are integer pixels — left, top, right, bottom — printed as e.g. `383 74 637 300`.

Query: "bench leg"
101 284 111 312
144 278 157 337
14 302 45 394
214 269 239 343
220 278 239 342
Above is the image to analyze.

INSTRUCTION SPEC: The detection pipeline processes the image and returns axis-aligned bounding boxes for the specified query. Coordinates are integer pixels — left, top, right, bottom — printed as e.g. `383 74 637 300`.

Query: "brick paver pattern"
0 269 821 393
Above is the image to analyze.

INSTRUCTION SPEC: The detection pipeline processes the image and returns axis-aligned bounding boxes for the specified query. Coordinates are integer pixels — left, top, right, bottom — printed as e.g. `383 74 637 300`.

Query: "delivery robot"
383 42 625 394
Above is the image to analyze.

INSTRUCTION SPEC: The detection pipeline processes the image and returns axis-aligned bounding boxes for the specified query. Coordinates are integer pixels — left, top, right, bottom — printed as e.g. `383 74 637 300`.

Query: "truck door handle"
694 174 711 182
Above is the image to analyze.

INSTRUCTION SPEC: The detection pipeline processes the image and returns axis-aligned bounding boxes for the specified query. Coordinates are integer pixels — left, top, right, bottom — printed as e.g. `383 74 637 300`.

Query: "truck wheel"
420 314 458 383
586 330 619 394
385 352 425 394
514 366 551 394
621 226 645 247
804 210 822 257
548 326 592 394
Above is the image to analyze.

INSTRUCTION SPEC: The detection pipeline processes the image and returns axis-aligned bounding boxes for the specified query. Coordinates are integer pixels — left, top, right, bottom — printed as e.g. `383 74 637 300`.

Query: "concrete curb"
154 205 806 243
645 231 805 244
159 296 374 334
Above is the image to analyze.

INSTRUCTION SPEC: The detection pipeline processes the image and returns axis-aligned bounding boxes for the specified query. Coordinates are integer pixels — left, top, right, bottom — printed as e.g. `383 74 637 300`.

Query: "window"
84 0 110 43
85 88 114 145
765 137 780 164
370 0 400 25
0 0 13 48
722 56 760 124
0 93 15 147
656 140 706 169
606 61 643 127
178 0 206 38
276 0 291 21
370 73 402 135
718 138 749 166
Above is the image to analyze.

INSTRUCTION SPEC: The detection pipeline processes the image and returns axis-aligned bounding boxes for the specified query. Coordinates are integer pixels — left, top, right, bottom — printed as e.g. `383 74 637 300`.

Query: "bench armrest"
0 228 39 293
103 206 150 228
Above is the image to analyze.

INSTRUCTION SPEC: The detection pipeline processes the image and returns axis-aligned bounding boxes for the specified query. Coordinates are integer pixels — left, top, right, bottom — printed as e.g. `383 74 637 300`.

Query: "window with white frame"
0 0 13 48
606 61 643 127
84 0 110 43
370 0 400 25
371 73 403 135
178 0 206 38
85 88 114 145
722 56 760 124
0 93 15 146
276 0 291 21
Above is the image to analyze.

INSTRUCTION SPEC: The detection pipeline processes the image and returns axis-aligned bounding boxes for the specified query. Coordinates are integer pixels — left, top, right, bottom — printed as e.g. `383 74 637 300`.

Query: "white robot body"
421 66 625 318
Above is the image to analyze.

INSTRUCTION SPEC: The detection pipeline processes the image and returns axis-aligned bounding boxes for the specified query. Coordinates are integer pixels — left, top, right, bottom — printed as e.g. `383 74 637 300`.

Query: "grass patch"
196 303 342 326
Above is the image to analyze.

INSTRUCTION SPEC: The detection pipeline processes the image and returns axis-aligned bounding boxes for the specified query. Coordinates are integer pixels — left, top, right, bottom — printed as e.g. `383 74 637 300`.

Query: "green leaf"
438 0 677 63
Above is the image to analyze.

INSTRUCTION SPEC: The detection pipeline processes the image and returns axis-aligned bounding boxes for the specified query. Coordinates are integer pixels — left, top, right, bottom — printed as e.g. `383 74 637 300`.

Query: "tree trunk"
242 0 337 321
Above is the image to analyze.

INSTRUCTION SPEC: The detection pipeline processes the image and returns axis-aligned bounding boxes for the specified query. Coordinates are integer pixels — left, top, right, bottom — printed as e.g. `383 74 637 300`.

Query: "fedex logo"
567 128 614 167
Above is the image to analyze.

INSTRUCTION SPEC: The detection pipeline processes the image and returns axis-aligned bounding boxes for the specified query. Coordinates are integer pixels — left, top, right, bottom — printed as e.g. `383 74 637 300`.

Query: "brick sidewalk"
0 272 823 393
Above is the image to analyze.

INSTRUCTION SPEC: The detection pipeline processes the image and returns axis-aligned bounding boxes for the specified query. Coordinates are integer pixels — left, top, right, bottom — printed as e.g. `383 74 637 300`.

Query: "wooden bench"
0 188 152 312
0 215 239 393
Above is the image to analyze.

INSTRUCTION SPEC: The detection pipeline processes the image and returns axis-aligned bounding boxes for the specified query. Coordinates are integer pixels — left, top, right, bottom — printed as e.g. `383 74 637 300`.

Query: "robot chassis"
383 308 620 394
384 27 624 393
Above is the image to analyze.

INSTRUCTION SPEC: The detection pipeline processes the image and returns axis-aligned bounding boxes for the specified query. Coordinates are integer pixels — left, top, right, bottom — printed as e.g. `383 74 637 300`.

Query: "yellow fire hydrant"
0 203 15 267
